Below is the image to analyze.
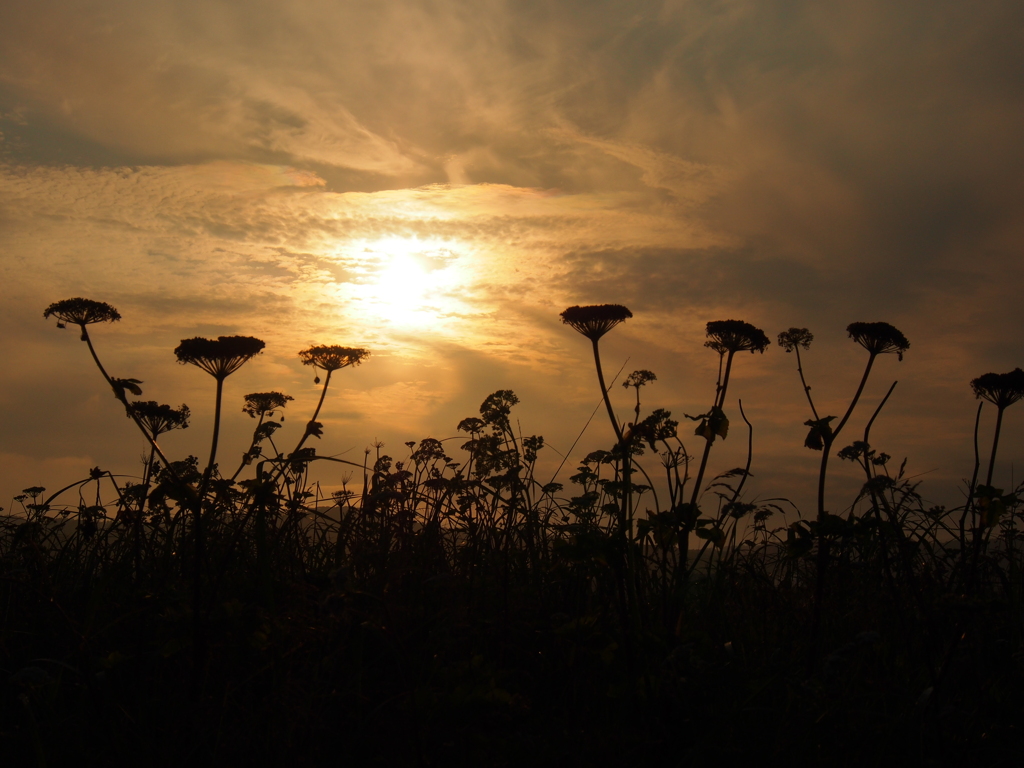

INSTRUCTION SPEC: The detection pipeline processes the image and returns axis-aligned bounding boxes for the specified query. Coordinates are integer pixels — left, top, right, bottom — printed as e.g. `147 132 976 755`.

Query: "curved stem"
690 351 736 507
809 351 877 673
268 370 335 486
80 328 177 474
290 369 334 458
959 402 984 576
794 345 820 420
230 412 267 482
591 338 623 443
725 399 754 508
817 352 877 519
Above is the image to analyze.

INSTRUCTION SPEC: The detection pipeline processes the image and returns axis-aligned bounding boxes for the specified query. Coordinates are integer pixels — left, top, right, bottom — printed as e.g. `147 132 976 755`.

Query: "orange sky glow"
2 0 1023 515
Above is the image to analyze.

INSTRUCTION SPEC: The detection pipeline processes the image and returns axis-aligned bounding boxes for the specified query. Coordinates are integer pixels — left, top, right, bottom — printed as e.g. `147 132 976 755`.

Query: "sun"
355 237 460 327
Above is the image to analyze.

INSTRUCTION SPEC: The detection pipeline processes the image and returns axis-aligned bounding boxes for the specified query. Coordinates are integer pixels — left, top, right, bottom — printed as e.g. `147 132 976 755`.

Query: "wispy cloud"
2 0 1022 511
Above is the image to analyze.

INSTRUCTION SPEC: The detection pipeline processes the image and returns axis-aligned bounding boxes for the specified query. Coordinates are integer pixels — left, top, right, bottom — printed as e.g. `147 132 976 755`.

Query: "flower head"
705 320 770 355
846 322 909 361
44 298 121 340
560 304 633 341
130 401 190 436
623 370 657 389
174 336 265 380
971 368 1024 410
243 391 294 418
777 328 814 353
298 345 369 375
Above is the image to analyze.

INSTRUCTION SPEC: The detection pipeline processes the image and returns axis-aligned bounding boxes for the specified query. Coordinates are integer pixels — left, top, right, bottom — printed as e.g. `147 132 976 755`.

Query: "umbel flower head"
174 336 265 380
243 391 294 418
560 304 633 341
298 345 369 382
846 322 910 361
44 298 121 340
299 345 369 372
971 368 1024 410
705 320 770 355
129 401 190 437
777 328 814 352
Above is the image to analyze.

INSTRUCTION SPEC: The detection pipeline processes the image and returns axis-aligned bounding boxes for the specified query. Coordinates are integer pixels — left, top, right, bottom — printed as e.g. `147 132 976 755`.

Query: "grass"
1 299 1022 766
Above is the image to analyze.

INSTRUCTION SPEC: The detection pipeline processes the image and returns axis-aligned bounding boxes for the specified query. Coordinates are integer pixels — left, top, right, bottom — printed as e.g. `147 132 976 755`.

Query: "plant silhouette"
4 298 1021 766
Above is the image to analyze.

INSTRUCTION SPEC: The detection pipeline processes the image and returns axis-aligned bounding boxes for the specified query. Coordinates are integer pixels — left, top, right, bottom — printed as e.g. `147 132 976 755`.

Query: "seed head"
243 391 294 418
560 304 633 341
298 345 369 373
129 401 191 436
971 368 1024 410
846 322 909 361
705 320 770 355
623 370 657 389
174 336 265 380
777 328 814 353
44 298 121 339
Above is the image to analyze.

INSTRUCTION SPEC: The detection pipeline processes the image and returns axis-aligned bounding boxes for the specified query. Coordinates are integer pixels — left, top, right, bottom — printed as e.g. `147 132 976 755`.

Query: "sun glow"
353 236 463 328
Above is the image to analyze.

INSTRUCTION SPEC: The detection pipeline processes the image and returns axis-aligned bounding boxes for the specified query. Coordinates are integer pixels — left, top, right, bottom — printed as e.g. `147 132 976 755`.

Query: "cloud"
2 0 1023 512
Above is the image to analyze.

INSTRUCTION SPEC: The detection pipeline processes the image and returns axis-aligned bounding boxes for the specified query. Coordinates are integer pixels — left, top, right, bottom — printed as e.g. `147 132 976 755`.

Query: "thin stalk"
81 328 176 472
985 405 1007 488
958 402 984 581
690 350 736 507
794 344 820 420
591 338 624 443
271 370 334 484
817 352 877 519
203 377 226 480
810 350 877 673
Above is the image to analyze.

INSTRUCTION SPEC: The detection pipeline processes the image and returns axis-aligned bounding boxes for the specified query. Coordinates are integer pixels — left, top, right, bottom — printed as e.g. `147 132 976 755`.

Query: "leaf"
694 407 729 442
111 377 144 402
803 416 836 451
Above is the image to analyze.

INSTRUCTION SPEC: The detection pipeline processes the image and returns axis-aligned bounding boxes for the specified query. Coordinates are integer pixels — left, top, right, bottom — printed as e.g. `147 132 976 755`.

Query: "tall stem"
591 338 623 443
810 351 877 673
270 370 334 484
958 402 983 582
985 405 1006 488
689 351 736 507
81 328 175 471
817 353 877 519
204 377 226 480
794 345 820 420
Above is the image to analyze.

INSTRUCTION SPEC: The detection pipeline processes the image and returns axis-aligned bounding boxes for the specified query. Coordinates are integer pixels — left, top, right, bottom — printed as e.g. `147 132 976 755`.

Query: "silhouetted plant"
816 323 908 518
971 368 1024 487
232 392 293 479
560 305 642 635
130 401 191 439
778 328 819 419
560 304 632 443
291 345 369 457
44 298 181 474
780 321 908 669
242 391 294 419
43 297 121 339
688 320 768 506
173 334 264 690
13 299 1024 767
175 336 265 478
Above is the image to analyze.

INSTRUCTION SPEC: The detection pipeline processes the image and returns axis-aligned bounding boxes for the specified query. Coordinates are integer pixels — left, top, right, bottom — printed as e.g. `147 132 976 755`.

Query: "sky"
2 0 1023 518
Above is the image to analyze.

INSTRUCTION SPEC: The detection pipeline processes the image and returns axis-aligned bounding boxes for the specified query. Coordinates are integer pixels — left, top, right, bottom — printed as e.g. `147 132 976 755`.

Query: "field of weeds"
2 299 1022 766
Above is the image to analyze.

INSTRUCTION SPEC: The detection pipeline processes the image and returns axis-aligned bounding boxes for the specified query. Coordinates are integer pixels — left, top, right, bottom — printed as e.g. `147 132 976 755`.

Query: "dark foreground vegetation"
3 299 1023 766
